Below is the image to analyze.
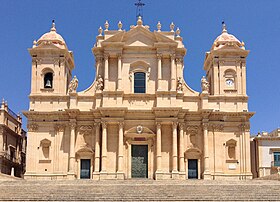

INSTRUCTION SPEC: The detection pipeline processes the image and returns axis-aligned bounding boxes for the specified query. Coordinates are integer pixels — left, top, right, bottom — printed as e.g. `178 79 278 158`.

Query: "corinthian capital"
179 123 185 130
27 123 38 132
102 121 107 129
157 54 162 60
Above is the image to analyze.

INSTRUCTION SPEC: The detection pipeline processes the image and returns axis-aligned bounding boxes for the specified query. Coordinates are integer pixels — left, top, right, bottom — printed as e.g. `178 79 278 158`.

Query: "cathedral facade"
24 18 253 180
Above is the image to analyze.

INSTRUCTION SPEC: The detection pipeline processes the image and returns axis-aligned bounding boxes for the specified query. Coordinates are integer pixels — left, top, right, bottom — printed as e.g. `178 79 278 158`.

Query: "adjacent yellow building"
24 18 253 180
0 99 27 177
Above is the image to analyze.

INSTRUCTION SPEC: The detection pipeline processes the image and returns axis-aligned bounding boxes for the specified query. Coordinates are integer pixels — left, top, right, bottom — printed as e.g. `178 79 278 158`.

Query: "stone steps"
0 180 280 201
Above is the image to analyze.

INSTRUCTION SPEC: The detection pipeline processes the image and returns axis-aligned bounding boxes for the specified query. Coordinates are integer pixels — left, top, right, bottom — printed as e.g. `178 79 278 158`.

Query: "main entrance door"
80 159 91 179
188 159 198 179
131 145 148 178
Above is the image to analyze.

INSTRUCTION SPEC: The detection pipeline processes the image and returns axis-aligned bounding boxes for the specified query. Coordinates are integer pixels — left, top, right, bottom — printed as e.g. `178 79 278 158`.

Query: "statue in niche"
68 76 78 93
177 77 183 92
201 76 209 93
96 75 104 91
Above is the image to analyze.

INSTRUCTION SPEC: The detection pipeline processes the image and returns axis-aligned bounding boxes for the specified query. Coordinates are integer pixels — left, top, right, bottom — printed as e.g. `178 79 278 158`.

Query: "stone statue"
177 77 183 92
96 75 104 91
201 76 209 93
68 76 78 93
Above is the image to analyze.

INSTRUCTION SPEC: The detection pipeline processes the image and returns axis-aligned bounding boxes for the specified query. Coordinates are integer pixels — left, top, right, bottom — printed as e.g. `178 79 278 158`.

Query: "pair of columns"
68 121 124 175
157 54 177 91
103 54 122 91
94 122 124 174
156 122 185 173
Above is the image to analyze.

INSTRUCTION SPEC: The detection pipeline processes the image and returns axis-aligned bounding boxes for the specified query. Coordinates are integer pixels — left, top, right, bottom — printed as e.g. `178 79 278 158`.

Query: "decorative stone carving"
177 77 183 92
202 123 209 130
129 71 133 81
101 121 107 129
98 26 103 36
170 22 175 32
27 123 38 132
201 76 209 93
68 76 78 93
136 125 143 134
94 122 100 128
79 125 93 135
175 58 183 65
95 75 104 91
239 123 250 132
176 27 181 38
104 20 109 31
118 21 123 31
179 123 185 130
157 21 161 32
210 124 224 132
54 124 65 132
118 122 124 128
69 122 76 130
186 125 199 134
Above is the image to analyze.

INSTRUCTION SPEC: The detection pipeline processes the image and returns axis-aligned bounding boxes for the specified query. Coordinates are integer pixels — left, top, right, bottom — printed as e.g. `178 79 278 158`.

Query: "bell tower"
28 21 74 96
203 23 249 96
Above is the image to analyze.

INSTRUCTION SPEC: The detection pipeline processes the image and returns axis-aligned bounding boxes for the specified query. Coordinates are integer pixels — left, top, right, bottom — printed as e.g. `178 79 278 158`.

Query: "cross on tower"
135 0 145 21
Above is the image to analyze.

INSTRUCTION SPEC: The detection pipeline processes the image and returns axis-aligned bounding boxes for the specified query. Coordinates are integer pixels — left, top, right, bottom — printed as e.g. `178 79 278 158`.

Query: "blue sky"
0 1 279 134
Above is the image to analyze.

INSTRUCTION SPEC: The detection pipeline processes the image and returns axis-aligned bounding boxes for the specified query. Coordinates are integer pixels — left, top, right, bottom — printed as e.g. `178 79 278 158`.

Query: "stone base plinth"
171 171 179 179
116 172 125 180
99 171 108 180
179 172 186 180
155 171 164 180
92 172 100 180
203 172 212 180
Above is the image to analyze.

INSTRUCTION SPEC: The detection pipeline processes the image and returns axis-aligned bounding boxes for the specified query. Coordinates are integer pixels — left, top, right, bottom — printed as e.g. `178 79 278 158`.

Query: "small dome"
37 21 67 49
211 23 242 50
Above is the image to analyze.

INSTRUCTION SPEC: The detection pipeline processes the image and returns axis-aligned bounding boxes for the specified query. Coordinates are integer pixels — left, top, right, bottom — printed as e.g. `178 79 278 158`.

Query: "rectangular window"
134 72 146 93
274 152 280 167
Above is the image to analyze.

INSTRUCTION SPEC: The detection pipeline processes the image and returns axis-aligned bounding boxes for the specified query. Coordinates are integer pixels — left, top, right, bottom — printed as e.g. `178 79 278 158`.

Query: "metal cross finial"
135 0 145 21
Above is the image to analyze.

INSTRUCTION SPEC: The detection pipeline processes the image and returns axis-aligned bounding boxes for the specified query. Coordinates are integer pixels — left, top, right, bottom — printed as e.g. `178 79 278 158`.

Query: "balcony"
0 151 21 164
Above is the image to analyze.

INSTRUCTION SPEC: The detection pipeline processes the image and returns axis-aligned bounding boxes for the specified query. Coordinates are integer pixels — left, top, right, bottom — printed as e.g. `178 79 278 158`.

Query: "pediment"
102 26 177 47
33 42 63 50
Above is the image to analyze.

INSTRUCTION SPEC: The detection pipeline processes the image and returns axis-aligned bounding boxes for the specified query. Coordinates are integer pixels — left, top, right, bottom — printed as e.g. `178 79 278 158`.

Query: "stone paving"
0 179 279 201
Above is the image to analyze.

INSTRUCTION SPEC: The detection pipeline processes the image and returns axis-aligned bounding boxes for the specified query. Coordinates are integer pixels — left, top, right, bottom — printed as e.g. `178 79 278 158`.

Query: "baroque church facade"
24 17 253 180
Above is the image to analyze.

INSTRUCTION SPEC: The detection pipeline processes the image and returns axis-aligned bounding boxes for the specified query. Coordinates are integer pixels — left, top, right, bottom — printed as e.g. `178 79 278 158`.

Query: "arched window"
134 72 146 93
44 73 53 88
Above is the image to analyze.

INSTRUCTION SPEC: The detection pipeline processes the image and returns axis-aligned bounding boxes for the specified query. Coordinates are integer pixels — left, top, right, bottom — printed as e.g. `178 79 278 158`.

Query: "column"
179 123 185 172
68 121 76 174
104 54 109 91
156 123 162 172
101 121 107 172
94 122 100 173
203 122 210 178
172 122 178 172
170 54 176 91
117 122 124 173
117 54 122 91
157 54 162 91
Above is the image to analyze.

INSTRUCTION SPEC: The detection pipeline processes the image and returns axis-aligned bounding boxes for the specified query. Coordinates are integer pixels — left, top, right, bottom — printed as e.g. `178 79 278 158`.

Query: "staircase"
0 179 280 201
